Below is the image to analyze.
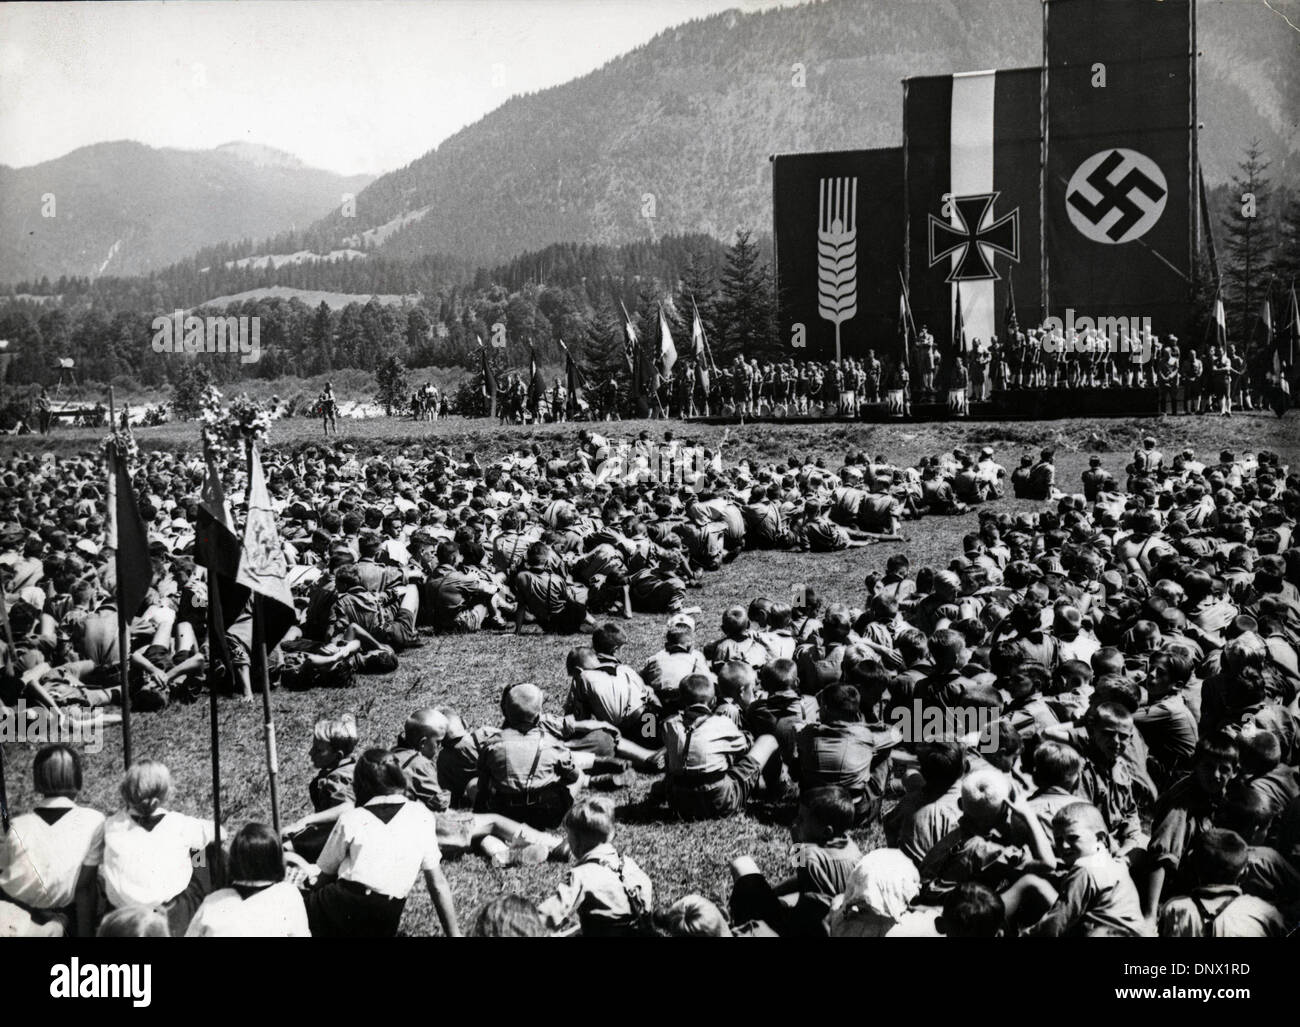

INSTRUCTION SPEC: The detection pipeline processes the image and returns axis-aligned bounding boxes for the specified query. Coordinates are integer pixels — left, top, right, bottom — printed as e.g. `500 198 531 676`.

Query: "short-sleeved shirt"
437 726 499 805
920 816 1034 899
429 563 493 628
803 516 850 552
1133 694 1199 770
1026 787 1082 840
794 836 863 898
1158 885 1284 938
1242 765 1300 815
1026 850 1147 937
568 662 655 729
1240 845 1300 907
309 755 357 813
479 726 579 796
641 646 710 699
899 783 963 866
537 843 653 935
184 882 310 937
1077 750 1142 847
0 799 105 909
100 809 215 909
662 710 749 775
316 796 440 900
796 720 898 806
1148 775 1217 881
710 633 771 671
392 746 450 813
513 569 582 624
493 529 541 575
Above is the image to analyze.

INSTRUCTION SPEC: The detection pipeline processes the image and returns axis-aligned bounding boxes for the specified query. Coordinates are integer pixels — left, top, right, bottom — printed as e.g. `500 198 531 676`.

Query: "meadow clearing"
5 410 1297 935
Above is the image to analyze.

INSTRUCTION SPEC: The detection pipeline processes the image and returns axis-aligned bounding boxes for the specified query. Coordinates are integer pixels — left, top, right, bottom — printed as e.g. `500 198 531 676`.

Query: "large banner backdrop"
903 68 1043 354
772 148 903 363
1044 0 1195 336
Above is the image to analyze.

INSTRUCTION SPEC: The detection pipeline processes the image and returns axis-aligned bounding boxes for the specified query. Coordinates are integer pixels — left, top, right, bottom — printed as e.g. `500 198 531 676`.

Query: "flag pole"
246 438 281 836
0 593 14 833
202 514 225 884
651 304 668 420
108 386 132 769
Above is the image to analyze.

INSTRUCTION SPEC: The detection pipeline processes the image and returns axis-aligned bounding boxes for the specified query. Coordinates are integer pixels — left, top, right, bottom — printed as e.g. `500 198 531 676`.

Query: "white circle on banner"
1065 148 1168 245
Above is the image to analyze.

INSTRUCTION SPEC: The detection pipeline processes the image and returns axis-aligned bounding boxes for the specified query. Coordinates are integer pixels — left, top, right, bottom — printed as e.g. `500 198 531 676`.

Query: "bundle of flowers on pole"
200 386 272 472
99 411 139 471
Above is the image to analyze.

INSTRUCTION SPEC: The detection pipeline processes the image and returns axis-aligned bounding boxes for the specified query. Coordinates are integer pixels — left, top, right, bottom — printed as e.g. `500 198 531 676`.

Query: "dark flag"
1273 284 1299 414
112 452 151 620
1044 0 1194 333
638 324 660 414
621 302 651 417
1284 282 1299 370
904 68 1041 351
477 335 497 417
773 148 903 361
197 457 248 636
560 339 581 418
952 284 967 356
196 455 241 879
1260 297 1286 414
1004 276 1020 338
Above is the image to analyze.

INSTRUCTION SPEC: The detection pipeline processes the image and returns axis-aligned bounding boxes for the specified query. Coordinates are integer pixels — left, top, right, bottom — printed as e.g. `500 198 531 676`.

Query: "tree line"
0 231 778 394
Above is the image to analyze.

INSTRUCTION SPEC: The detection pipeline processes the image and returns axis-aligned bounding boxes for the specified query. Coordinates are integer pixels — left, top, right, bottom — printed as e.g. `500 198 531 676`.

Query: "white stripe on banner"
950 70 996 350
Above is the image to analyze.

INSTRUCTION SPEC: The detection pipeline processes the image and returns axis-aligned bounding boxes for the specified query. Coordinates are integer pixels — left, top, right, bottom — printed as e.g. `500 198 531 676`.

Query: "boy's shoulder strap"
1189 892 1241 936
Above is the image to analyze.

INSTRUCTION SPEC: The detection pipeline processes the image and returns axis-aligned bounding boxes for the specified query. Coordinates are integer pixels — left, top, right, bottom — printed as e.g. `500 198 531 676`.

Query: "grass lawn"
4 409 1298 935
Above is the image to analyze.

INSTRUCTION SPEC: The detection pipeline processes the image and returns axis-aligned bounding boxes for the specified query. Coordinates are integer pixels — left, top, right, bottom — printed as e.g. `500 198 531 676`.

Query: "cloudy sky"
0 0 800 176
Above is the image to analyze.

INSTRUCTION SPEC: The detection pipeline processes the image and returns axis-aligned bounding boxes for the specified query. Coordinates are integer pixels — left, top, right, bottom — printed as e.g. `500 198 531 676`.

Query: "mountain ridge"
0 140 373 281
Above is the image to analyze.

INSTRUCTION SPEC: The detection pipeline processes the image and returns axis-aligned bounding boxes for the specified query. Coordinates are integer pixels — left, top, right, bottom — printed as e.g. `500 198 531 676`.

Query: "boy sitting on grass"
919 767 1059 929
729 785 863 937
1144 732 1240 915
537 796 653 938
1024 802 1148 936
658 674 780 820
1157 829 1286 937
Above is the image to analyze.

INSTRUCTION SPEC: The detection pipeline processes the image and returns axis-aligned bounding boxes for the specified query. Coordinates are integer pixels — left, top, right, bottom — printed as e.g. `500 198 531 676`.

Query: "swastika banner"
1044 0 1194 336
772 148 903 362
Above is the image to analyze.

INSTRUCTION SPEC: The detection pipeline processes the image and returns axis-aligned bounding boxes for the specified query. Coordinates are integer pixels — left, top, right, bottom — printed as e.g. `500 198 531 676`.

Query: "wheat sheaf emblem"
817 177 858 362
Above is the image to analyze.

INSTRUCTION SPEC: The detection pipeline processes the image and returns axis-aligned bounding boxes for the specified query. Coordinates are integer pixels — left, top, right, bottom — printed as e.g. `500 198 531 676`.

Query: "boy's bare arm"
284 802 350 838
1008 800 1057 870
425 866 461 938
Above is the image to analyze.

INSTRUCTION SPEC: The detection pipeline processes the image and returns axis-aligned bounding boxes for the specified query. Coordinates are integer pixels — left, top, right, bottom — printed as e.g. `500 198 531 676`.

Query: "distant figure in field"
319 382 339 436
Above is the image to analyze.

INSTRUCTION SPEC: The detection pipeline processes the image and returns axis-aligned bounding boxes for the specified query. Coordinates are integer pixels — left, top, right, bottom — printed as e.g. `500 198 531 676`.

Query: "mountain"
0 141 373 281
297 0 1299 267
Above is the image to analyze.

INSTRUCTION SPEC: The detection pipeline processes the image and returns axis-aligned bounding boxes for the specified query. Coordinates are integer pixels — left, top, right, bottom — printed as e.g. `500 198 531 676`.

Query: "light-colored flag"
658 306 678 378
691 300 711 392
236 446 295 650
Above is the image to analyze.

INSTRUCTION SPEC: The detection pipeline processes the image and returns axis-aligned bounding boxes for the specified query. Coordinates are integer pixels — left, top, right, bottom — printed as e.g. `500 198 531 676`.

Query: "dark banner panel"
772 148 903 362
1044 0 1194 336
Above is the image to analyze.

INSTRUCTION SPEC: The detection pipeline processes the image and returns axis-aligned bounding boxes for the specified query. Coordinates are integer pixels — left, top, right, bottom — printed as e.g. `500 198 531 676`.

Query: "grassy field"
4 410 1298 935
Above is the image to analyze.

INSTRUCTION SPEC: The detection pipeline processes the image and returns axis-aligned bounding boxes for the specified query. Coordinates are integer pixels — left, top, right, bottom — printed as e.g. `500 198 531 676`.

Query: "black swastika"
1067 150 1166 242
